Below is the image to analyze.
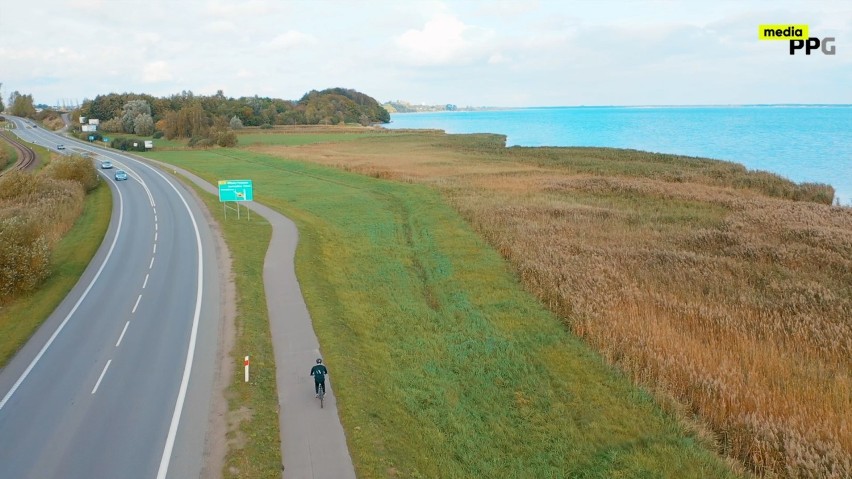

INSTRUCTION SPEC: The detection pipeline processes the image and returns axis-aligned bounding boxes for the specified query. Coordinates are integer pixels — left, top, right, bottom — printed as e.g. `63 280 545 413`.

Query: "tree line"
72 87 389 141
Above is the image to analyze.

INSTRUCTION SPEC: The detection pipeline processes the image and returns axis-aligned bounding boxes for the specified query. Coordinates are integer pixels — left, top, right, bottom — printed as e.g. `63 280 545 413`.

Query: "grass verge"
0 182 111 367
145 147 740 478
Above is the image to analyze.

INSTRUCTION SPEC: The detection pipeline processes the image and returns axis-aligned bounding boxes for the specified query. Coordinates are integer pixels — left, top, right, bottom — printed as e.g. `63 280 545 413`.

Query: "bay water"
387 106 852 204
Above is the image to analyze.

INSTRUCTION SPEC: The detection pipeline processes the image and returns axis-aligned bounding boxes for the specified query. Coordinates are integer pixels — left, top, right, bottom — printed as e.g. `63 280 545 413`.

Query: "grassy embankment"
253 130 850 478
146 144 739 478
0 182 111 366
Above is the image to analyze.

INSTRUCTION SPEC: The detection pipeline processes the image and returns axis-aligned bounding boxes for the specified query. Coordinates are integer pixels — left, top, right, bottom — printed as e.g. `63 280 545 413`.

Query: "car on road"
100 160 113 169
57 144 65 150
114 170 128 181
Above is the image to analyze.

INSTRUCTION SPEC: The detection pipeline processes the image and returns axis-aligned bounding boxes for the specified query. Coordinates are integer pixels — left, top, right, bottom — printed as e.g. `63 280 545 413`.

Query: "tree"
121 99 152 133
229 115 243 129
100 117 124 133
134 113 154 136
0 82 5 112
10 92 36 118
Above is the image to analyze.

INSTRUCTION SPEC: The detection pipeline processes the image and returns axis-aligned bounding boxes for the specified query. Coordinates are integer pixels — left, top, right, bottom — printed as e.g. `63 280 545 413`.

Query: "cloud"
266 30 315 50
395 14 478 65
205 0 278 17
142 61 173 83
204 21 237 33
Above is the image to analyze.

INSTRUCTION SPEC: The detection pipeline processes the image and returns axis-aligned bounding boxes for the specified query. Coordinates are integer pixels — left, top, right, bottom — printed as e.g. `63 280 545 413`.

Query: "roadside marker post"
245 356 250 382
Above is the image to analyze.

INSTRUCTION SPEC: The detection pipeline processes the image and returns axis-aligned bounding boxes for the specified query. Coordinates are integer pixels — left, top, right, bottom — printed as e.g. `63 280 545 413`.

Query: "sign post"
218 179 254 220
244 356 250 382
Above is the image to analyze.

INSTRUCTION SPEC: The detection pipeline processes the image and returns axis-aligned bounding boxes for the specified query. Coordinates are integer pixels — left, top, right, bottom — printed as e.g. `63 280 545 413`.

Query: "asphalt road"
0 119 222 479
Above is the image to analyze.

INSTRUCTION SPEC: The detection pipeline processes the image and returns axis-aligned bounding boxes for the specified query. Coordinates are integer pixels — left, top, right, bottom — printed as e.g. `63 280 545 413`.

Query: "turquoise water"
387 106 852 204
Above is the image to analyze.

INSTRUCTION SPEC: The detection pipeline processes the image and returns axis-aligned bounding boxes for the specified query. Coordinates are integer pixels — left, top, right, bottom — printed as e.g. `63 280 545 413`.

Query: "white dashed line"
132 294 142 313
116 321 130 347
155 232 158 242
153 243 157 254
149 257 155 269
91 360 112 394
143 273 149 289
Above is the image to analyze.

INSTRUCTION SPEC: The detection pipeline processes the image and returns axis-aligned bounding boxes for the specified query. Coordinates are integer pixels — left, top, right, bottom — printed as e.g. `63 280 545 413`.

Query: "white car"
57 144 65 150
100 160 113 169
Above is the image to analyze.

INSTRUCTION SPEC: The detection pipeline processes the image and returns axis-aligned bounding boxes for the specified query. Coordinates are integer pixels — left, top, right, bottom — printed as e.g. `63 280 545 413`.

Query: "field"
146 143 740 478
238 129 851 478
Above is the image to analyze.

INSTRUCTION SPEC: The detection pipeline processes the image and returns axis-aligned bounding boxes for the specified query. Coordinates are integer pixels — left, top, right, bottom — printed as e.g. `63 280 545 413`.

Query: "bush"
212 130 238 147
188 137 214 148
259 123 273 129
152 131 164 139
110 137 146 152
0 216 50 303
40 155 99 192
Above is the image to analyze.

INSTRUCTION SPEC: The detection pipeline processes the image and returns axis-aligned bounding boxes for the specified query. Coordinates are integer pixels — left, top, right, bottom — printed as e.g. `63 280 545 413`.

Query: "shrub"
110 137 146 152
152 131 164 139
212 130 238 147
41 155 99 191
0 216 50 303
188 137 214 148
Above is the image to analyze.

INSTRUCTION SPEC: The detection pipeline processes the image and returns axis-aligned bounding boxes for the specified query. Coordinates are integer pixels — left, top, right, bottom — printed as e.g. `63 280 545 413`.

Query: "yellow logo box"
759 24 809 40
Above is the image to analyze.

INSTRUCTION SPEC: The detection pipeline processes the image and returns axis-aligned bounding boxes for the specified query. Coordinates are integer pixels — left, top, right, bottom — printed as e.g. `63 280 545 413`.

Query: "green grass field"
144 146 740 478
0 182 111 367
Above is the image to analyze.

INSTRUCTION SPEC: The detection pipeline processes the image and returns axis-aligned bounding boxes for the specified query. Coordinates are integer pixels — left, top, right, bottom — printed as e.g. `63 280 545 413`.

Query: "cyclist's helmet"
316 358 323 364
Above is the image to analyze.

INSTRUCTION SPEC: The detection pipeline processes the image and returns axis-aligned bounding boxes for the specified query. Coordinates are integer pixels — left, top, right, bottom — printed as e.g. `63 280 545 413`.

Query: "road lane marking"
153 243 157 254
91 360 112 394
116 321 130 347
154 214 158 223
139 164 205 479
149 257 155 269
155 223 158 231
155 232 158 242
0 178 126 411
132 294 142 314
143 273 149 289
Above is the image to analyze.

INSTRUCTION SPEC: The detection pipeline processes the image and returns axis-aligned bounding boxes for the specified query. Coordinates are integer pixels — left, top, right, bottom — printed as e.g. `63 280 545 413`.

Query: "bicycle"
317 382 325 408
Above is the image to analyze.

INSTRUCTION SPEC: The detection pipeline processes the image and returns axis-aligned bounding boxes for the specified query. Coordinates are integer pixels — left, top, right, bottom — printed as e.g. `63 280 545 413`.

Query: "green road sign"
218 179 254 202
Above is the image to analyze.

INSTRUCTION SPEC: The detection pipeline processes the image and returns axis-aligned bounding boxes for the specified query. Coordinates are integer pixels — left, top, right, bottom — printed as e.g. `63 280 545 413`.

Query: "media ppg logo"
758 24 836 55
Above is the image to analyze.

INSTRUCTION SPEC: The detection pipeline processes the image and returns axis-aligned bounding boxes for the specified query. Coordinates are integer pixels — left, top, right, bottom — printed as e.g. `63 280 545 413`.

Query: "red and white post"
244 355 250 383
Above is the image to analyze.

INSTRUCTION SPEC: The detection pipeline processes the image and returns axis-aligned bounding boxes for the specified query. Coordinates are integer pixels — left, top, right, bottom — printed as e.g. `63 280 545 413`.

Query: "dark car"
57 144 65 150
114 170 128 181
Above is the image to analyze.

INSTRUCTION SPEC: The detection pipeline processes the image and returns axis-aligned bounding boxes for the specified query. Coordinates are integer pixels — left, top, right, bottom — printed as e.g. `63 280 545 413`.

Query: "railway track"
0 129 38 176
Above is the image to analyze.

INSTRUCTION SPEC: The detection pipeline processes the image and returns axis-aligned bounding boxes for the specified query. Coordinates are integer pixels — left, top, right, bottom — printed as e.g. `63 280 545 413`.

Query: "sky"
1 0 850 107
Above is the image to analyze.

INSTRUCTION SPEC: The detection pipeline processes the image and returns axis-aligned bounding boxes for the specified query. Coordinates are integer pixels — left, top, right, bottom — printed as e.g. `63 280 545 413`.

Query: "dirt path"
152 161 356 479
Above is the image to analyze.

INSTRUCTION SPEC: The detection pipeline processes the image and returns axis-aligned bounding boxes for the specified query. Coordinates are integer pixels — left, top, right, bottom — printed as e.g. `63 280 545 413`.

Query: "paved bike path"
151 161 356 479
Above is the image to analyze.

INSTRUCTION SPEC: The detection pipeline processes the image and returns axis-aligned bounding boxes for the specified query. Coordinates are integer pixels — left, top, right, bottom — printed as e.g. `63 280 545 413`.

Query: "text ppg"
790 37 836 55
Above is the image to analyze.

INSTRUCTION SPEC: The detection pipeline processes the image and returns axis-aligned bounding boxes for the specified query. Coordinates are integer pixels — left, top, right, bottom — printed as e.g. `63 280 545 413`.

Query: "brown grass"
249 131 852 478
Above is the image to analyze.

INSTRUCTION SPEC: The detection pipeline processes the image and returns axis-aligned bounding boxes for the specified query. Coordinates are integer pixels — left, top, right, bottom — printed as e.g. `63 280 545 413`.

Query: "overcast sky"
1 0 850 107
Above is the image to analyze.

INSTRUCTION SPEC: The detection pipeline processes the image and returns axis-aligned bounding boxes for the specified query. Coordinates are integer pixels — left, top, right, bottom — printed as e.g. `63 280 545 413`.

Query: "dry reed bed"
450 175 851 478
256 136 851 478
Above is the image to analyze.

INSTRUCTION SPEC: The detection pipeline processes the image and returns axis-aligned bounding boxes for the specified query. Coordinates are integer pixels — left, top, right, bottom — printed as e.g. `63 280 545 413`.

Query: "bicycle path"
151 161 356 479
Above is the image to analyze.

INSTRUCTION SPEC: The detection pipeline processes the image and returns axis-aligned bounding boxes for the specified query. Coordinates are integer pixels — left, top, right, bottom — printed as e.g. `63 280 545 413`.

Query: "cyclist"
310 358 328 398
